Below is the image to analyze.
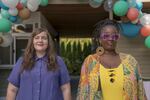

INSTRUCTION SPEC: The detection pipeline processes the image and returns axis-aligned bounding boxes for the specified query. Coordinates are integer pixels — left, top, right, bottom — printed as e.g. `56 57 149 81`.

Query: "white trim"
142 0 150 2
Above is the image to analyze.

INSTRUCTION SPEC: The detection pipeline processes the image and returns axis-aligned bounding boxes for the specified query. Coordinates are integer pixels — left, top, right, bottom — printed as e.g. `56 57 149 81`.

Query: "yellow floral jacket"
77 53 147 100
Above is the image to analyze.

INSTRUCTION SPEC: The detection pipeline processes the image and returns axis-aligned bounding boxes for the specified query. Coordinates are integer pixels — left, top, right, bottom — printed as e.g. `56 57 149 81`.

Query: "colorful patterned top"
77 53 147 100
100 64 124 100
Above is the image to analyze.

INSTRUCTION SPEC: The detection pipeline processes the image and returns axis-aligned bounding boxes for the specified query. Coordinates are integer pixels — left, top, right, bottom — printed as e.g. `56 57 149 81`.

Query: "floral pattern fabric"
77 53 147 100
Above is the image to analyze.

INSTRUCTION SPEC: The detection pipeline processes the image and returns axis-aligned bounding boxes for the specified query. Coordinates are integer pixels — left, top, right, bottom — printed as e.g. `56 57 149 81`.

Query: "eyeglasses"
100 33 120 41
109 70 115 83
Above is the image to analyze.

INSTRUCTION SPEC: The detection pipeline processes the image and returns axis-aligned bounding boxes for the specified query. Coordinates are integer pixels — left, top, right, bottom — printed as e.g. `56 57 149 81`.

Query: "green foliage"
60 38 92 75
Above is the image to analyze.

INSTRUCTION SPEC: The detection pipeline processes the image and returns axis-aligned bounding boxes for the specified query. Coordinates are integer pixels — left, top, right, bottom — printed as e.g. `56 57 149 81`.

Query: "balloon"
40 0 49 6
131 18 139 24
1 8 10 19
140 14 150 25
0 33 13 47
8 8 18 16
145 36 150 48
136 1 143 10
2 0 19 8
140 25 150 37
127 8 139 21
103 0 113 12
0 14 2 19
27 0 39 12
0 1 9 10
9 16 17 22
138 11 143 19
127 0 136 7
120 22 142 38
20 0 27 7
18 8 30 20
16 2 24 10
88 0 104 8
38 0 41 4
113 1 128 16
0 18 12 32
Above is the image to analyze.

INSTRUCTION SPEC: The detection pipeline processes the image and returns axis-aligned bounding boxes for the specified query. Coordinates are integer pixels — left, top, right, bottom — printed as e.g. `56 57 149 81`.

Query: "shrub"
60 38 92 75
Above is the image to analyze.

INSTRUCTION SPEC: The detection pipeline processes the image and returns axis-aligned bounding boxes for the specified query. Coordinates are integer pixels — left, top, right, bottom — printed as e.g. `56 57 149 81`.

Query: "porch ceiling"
39 2 150 36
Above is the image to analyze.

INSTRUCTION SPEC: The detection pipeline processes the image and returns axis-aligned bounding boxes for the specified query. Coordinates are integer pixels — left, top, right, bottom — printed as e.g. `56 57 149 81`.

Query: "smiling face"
99 25 120 51
33 31 48 55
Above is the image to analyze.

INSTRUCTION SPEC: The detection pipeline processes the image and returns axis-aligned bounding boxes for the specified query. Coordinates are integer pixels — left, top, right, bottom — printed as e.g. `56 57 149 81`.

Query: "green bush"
60 38 92 75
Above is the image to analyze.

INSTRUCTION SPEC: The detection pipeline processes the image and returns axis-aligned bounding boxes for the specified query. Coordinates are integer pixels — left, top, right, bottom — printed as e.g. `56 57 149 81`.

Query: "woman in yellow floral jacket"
77 19 147 100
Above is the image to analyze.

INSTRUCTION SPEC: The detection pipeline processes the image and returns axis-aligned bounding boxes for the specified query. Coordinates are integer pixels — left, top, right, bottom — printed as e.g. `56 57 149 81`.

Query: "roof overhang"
48 0 150 4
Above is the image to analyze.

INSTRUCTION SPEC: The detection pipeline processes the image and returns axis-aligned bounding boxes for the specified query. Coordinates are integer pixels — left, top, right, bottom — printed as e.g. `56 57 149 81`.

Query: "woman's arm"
136 65 147 100
61 82 71 100
76 55 92 100
6 83 18 100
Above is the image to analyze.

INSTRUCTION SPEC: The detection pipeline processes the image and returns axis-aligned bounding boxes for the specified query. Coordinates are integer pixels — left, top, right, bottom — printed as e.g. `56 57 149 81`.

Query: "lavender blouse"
8 56 70 100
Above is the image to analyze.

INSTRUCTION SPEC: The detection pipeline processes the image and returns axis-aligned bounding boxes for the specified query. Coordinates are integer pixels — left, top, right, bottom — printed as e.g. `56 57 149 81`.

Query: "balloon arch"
0 0 150 48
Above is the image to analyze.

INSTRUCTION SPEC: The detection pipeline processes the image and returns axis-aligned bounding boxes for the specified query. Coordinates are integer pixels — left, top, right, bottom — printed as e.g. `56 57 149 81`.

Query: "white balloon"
104 0 113 12
8 8 18 16
27 0 39 12
2 0 19 8
0 33 13 47
37 0 41 5
89 0 104 8
140 14 150 25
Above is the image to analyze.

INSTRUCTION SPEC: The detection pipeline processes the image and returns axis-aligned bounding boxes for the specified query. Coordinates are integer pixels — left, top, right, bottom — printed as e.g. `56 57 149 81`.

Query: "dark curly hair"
92 19 121 53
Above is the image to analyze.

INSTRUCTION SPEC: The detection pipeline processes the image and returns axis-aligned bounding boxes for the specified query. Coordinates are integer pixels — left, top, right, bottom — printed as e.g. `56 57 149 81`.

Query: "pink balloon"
16 2 24 10
19 8 31 20
127 7 139 21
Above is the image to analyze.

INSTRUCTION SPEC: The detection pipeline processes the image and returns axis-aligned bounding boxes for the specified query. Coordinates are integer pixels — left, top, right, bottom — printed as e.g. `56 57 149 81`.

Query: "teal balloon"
145 36 150 48
0 18 12 32
9 16 17 22
40 0 48 6
0 1 9 10
93 0 103 3
136 1 143 10
138 11 143 19
1 9 10 19
89 0 103 8
119 22 142 38
113 1 129 16
0 14 2 19
127 0 136 7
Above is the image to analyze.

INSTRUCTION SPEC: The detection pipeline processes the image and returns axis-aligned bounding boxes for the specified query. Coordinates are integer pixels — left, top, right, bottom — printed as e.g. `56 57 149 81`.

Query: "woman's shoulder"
56 55 64 63
56 55 61 60
82 54 100 73
84 53 99 62
16 56 24 63
120 53 138 66
83 54 100 68
120 53 136 60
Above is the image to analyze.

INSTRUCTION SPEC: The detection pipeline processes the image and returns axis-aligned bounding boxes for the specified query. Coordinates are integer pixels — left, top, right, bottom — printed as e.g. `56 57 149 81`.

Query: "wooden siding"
117 35 150 79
